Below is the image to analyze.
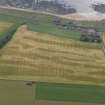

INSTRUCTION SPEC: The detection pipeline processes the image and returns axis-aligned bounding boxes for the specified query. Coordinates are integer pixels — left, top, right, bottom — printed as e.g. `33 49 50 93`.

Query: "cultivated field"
0 21 12 36
0 8 81 40
0 80 104 105
0 25 104 85
0 80 35 105
35 82 105 104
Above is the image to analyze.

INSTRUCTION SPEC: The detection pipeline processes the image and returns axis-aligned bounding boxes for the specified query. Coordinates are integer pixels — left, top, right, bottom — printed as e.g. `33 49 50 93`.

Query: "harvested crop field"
0 80 35 105
0 25 105 85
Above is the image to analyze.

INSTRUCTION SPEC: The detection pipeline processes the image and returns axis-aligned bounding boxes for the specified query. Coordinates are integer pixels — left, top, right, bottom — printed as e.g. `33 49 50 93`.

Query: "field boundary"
0 76 105 86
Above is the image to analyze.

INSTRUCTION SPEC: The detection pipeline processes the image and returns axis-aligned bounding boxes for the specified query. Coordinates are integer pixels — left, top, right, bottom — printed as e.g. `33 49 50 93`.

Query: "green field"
0 8 105 40
0 80 105 105
36 82 105 104
0 32 4 36
0 8 84 40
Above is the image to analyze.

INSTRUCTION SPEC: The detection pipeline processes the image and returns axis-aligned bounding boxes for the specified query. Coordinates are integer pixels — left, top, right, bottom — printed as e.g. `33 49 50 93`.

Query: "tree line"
0 22 25 48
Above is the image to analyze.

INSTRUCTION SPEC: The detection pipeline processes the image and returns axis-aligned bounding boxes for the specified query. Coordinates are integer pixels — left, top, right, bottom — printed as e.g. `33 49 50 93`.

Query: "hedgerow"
0 22 25 48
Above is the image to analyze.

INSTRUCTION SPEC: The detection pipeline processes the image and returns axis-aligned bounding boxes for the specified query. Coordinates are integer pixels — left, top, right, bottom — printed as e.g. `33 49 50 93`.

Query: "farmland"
0 80 35 105
0 79 104 105
0 21 12 36
36 82 105 104
0 21 12 31
0 25 104 85
0 8 81 40
0 8 105 105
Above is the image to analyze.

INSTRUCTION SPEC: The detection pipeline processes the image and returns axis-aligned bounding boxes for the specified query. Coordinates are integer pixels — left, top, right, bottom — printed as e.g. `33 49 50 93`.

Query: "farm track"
0 25 105 85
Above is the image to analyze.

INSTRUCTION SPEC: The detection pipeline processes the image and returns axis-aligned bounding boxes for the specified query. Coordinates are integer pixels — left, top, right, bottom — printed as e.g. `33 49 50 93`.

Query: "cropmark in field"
0 25 105 85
